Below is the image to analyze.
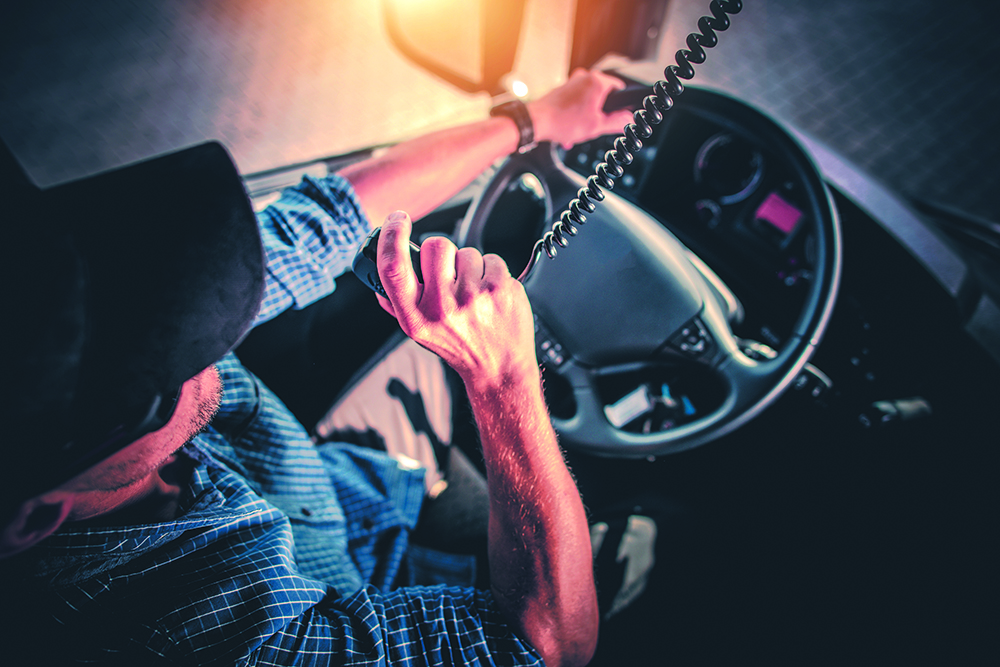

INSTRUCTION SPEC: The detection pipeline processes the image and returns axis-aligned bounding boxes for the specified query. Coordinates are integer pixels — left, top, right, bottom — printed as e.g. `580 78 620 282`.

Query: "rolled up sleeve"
254 173 371 326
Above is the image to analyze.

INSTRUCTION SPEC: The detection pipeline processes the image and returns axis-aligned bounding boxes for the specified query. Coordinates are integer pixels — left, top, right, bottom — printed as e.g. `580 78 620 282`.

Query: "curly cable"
518 0 743 282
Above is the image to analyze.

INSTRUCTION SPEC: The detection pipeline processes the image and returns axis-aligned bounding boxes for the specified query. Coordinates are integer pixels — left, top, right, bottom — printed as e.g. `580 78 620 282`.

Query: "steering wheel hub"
526 192 705 367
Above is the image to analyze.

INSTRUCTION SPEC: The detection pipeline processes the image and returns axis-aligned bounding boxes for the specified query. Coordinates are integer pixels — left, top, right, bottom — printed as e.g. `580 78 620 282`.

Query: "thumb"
377 210 421 314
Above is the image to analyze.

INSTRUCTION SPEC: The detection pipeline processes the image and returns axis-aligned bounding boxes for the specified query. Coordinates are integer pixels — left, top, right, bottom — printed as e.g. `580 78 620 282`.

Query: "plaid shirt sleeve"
253 173 371 326
252 585 544 666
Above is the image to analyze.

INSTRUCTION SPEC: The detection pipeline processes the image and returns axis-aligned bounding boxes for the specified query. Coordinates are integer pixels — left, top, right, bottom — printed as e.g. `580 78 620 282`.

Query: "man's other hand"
375 211 538 391
528 68 635 150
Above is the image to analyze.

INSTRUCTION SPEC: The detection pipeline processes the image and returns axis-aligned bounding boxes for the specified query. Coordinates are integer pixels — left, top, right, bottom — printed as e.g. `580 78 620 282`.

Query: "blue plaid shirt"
2 174 542 666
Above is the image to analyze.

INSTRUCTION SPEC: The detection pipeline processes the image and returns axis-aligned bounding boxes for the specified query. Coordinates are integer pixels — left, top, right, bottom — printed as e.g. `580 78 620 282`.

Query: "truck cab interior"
2 1 997 664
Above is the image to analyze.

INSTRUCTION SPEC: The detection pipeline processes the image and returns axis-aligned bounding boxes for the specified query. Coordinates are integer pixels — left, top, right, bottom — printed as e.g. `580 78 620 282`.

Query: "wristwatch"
490 99 536 154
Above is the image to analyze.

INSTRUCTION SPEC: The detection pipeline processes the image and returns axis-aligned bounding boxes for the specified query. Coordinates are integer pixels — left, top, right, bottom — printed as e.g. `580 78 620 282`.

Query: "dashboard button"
534 314 568 368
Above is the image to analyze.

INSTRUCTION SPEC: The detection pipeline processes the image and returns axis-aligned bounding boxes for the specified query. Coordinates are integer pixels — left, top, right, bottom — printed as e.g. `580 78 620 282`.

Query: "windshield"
0 0 576 186
2 0 996 233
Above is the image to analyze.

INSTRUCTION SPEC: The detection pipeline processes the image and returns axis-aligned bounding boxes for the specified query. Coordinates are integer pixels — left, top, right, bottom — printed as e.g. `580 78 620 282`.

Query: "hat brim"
37 142 264 489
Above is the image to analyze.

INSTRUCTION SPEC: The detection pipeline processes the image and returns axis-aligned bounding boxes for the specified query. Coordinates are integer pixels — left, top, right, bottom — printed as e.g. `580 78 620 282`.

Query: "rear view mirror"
382 0 527 95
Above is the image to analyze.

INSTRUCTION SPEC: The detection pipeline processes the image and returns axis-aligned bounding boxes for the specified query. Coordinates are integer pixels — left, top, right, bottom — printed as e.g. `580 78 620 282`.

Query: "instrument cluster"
562 103 820 350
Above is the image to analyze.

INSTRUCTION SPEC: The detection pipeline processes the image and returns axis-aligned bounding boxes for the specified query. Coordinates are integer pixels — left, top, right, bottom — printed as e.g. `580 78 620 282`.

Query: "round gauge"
693 133 765 205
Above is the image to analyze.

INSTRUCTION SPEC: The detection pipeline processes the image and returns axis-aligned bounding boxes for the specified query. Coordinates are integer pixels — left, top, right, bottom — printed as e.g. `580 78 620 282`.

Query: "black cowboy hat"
0 140 264 504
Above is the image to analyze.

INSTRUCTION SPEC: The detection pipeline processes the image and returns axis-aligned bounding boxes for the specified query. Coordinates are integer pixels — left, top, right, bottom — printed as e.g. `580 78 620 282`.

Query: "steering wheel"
456 87 841 458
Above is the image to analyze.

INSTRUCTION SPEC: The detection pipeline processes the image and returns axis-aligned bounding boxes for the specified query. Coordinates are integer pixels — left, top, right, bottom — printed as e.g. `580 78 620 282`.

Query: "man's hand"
529 68 636 149
375 211 537 391
375 210 599 667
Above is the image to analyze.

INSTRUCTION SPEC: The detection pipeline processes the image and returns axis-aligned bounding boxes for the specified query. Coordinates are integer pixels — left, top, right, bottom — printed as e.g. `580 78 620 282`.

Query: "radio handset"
354 0 742 292
351 227 422 299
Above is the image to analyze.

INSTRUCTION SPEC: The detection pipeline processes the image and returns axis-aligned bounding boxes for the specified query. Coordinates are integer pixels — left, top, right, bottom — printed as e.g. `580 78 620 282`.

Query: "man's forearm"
339 70 635 228
339 116 521 227
467 371 598 667
373 212 601 666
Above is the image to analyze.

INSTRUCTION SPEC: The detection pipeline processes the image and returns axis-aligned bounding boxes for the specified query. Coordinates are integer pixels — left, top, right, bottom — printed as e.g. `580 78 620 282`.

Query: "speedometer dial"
693 132 765 205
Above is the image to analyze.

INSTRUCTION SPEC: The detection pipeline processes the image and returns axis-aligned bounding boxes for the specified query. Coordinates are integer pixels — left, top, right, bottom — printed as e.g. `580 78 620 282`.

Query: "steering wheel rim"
457 87 842 458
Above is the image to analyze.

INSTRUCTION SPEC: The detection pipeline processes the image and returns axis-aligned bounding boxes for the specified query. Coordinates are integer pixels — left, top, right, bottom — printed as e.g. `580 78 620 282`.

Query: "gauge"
693 133 765 205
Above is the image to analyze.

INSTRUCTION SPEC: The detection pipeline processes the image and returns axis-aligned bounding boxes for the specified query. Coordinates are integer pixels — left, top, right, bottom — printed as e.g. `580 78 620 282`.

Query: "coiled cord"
518 0 743 282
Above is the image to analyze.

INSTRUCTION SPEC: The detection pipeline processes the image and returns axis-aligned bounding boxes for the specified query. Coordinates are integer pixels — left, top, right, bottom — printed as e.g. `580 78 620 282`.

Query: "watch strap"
490 100 536 154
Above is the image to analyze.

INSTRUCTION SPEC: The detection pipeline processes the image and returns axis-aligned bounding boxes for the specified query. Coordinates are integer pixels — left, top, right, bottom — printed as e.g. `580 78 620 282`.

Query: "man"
0 70 633 665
